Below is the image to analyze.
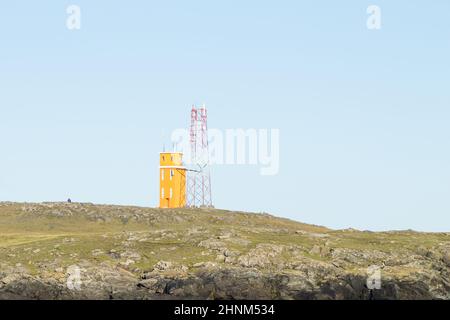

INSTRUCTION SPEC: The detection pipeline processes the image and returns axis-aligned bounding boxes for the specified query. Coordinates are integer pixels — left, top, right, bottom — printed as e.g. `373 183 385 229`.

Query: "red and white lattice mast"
186 104 213 207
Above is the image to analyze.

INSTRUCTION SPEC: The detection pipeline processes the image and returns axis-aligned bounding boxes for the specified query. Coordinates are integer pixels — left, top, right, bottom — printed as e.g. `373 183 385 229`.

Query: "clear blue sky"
1 1 449 231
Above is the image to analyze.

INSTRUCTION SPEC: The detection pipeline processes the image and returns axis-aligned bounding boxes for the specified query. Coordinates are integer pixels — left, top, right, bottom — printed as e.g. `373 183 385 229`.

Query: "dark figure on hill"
67 198 72 203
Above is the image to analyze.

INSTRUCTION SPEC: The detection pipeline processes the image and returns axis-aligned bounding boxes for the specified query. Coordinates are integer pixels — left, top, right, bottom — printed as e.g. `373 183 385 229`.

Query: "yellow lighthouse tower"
159 152 186 208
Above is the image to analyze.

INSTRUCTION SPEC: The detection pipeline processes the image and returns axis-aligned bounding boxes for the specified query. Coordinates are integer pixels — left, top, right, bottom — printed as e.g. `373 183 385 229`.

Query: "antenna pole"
186 104 213 208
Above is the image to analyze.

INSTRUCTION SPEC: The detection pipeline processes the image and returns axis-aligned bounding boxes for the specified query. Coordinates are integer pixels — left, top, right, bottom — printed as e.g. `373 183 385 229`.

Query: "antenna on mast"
186 104 213 208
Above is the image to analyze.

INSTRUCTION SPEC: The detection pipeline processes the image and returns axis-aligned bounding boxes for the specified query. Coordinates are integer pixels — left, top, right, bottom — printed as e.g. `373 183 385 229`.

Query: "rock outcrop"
0 202 448 300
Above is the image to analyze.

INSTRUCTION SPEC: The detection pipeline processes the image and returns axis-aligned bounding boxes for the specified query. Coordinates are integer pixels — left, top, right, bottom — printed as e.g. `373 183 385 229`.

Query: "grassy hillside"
0 202 449 299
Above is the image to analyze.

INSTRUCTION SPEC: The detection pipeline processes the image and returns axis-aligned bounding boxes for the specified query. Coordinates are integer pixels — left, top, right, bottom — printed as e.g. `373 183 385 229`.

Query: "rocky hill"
0 202 448 300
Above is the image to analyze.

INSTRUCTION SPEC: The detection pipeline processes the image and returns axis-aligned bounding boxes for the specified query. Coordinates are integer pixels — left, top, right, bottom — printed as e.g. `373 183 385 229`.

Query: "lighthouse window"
170 169 174 180
161 188 165 199
161 169 164 180
170 188 173 199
